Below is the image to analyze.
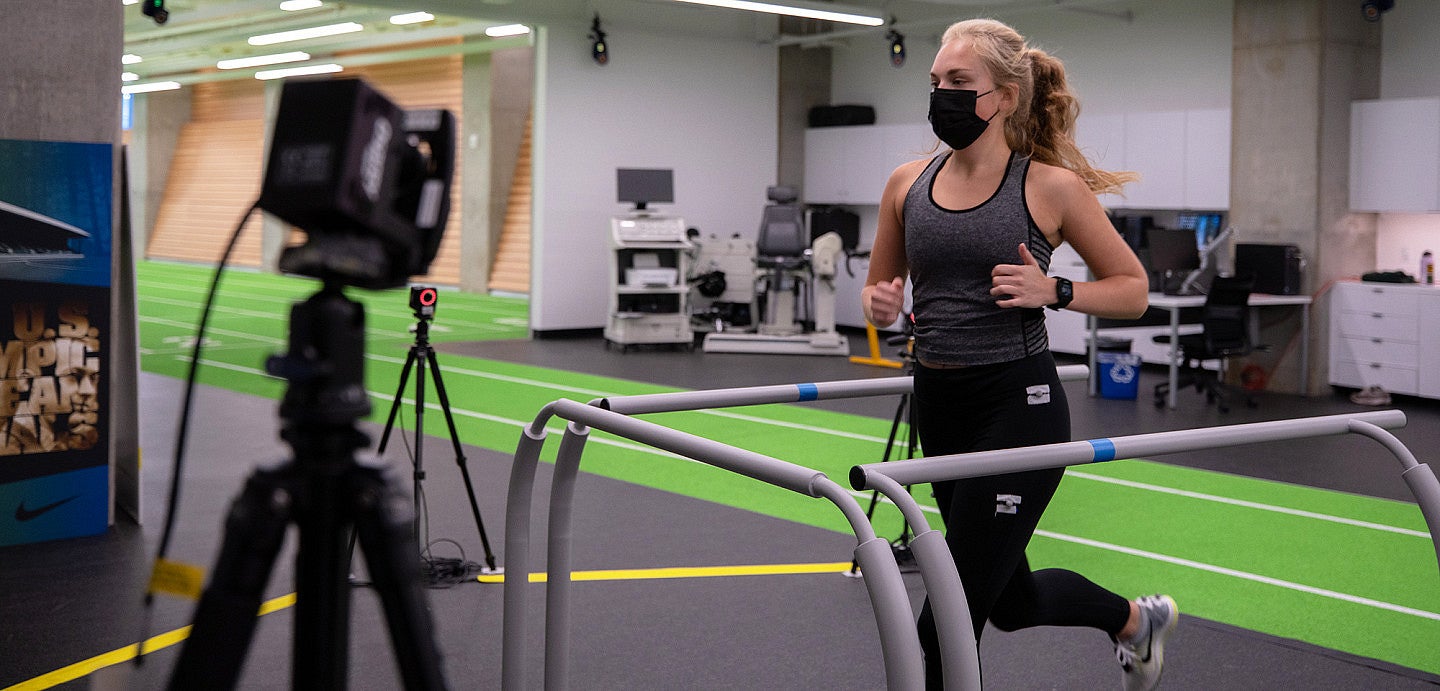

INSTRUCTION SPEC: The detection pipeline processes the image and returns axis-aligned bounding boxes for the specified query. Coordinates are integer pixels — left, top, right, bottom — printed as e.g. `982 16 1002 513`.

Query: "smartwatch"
1047 276 1074 311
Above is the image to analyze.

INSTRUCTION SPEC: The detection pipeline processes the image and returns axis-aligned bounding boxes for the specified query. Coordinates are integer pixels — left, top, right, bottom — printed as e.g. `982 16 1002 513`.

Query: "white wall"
824 0 1235 327
532 24 778 331
1375 2 1440 276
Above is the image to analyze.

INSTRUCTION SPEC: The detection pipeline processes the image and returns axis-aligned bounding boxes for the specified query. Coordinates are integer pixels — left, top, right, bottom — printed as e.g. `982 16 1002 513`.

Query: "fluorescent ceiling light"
279 0 323 10
122 0 138 5
122 72 139 82
217 51 311 70
485 24 530 37
248 22 363 46
122 54 143 64
390 11 434 25
123 81 182 94
255 63 343 80
671 0 883 25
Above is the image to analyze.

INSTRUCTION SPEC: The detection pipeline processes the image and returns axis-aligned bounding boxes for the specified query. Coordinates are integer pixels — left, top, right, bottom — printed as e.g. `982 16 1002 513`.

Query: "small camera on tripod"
410 285 437 320
258 78 455 290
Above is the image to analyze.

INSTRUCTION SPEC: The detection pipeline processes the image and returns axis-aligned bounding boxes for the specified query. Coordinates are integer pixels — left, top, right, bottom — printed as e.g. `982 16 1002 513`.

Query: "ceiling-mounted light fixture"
122 54 143 65
254 63 343 80
485 24 530 38
670 0 883 26
589 14 608 66
390 11 435 25
217 51 310 70
122 81 182 95
279 0 323 10
248 22 363 46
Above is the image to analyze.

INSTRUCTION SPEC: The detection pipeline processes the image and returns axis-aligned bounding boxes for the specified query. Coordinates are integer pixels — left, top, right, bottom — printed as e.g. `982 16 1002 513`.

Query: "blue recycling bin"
1092 336 1139 400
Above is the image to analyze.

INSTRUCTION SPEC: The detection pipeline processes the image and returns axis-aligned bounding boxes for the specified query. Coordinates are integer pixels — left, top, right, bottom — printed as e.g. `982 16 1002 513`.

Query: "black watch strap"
1047 276 1073 311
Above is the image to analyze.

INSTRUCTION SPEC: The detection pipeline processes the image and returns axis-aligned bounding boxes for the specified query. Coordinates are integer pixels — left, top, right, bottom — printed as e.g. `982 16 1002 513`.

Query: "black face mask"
929 87 996 151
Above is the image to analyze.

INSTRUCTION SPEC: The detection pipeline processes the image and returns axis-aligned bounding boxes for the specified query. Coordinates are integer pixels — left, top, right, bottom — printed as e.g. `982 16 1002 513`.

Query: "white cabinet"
1419 294 1440 398
1074 108 1230 210
1349 97 1440 212
1328 282 1430 396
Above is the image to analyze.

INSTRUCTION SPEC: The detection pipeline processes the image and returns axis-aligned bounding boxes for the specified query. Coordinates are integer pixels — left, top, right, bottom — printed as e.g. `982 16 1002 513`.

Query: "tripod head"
266 282 371 436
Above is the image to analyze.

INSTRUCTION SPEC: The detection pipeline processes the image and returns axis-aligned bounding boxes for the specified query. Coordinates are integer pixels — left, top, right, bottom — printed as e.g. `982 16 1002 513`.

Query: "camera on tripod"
258 78 455 290
410 285 438 320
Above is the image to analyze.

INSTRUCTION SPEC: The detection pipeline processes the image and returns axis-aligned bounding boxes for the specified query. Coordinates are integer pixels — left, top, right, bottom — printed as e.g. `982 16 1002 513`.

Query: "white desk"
1088 292 1313 409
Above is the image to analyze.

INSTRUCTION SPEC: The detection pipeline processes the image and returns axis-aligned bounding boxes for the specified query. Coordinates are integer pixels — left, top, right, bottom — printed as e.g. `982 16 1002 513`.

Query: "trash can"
1092 336 1139 400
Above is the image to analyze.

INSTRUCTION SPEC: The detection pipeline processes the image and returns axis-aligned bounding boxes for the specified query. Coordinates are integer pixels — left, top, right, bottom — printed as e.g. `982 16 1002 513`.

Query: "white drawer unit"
1328 282 1435 397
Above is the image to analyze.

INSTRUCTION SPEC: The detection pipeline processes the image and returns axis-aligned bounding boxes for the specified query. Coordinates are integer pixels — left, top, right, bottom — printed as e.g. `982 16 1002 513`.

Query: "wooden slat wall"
488 112 531 294
146 79 267 266
146 52 467 286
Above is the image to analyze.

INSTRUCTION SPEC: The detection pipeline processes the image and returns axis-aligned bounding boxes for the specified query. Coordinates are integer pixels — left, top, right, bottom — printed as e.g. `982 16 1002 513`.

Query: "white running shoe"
1116 594 1179 691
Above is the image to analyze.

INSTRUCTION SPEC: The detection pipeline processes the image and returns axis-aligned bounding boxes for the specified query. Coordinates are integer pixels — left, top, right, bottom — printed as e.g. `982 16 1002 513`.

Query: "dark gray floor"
1 331 1438 689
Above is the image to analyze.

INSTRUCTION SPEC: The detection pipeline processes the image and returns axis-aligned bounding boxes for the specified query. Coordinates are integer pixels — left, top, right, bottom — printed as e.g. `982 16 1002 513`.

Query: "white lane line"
1064 471 1431 539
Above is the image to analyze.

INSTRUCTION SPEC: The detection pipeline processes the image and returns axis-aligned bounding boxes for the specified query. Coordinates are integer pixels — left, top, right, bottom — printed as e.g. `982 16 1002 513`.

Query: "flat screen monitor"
1177 211 1224 248
1146 228 1201 274
617 168 673 211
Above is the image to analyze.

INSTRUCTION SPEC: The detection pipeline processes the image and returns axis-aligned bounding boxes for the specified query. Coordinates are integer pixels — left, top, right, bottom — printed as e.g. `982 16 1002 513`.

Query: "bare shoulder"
1025 159 1090 201
889 156 933 186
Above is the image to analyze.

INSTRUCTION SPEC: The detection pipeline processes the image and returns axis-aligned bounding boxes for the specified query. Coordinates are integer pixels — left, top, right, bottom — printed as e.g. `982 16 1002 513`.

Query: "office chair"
1152 274 1262 413
754 185 810 336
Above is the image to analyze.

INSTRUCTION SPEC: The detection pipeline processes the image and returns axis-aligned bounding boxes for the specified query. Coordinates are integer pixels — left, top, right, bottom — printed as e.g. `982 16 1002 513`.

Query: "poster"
0 139 111 546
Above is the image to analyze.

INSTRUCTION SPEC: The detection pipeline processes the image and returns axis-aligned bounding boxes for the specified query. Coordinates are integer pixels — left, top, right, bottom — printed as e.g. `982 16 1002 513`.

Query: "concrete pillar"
461 47 495 293
128 89 190 257
1230 0 1381 394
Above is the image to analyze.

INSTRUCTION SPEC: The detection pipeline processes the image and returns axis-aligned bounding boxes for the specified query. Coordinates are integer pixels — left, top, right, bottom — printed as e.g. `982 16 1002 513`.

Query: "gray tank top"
904 151 1053 366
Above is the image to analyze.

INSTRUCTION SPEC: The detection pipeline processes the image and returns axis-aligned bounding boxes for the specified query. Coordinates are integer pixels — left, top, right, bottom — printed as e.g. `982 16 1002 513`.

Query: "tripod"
169 285 447 689
851 331 920 574
376 310 497 572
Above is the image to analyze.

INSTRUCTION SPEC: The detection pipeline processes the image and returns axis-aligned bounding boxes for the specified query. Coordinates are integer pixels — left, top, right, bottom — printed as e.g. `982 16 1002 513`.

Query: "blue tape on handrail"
1088 438 1117 462
796 383 819 401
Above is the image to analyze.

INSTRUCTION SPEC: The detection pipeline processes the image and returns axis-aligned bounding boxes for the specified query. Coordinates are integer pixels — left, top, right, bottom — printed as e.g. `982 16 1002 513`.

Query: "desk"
1088 292 1313 409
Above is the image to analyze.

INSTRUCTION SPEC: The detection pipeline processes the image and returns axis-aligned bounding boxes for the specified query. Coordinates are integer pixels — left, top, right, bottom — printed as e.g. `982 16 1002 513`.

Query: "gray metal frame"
502 367 1091 691
850 409 1440 691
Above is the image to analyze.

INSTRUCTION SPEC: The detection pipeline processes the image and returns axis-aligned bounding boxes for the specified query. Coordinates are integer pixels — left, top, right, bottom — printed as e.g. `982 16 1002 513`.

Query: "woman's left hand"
991 243 1055 309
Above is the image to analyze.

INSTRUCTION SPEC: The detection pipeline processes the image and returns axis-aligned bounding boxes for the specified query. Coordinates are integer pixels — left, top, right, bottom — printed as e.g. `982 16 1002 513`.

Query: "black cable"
134 202 258 666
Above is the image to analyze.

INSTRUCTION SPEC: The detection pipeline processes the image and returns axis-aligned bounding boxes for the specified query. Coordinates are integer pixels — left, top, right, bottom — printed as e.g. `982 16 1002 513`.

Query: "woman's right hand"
867 277 906 327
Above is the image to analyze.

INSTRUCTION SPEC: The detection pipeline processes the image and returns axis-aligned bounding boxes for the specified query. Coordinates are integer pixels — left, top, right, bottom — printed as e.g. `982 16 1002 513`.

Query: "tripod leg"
377 348 419 454
168 467 292 690
423 349 498 570
351 463 449 690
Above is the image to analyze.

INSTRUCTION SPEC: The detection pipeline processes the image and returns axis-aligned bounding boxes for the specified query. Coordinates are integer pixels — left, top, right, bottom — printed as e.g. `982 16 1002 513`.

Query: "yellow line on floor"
476 561 856 584
2 593 297 691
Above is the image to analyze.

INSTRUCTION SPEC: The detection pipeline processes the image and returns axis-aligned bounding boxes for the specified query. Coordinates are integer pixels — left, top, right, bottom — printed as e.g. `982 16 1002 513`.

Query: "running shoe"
1116 594 1179 691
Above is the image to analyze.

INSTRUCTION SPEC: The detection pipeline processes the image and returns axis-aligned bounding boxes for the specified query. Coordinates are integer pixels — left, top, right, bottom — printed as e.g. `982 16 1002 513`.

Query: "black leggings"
912 352 1130 686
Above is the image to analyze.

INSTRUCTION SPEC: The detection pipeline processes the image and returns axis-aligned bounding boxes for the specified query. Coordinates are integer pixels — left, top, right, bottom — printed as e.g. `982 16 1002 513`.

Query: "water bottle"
1423 250 1435 285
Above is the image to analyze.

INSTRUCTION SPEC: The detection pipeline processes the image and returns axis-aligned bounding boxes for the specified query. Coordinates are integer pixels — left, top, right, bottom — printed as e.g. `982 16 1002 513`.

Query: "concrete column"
129 89 191 256
460 47 495 293
1230 0 1381 394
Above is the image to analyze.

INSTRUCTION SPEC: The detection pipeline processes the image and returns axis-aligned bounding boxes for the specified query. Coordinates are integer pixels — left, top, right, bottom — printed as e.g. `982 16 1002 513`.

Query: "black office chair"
754 186 810 334
1152 274 1262 412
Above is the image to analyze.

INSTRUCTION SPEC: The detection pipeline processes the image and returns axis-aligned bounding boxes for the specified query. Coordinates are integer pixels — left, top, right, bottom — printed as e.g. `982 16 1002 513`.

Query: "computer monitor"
1177 211 1224 248
1146 228 1201 274
616 168 674 211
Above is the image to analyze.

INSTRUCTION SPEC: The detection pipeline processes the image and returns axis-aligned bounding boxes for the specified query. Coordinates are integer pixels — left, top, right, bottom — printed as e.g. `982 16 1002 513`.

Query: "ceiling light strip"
217 51 311 70
671 0 883 26
390 12 434 25
248 21 363 46
485 24 530 38
122 81 182 94
254 63 343 80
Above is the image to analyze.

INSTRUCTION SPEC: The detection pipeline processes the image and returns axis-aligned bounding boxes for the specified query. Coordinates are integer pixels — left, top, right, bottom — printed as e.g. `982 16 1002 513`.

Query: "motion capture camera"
141 0 168 24
258 78 455 290
409 285 438 320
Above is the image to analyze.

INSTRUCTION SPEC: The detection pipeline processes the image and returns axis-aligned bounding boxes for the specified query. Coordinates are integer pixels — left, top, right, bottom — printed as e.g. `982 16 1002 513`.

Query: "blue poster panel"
0 139 112 546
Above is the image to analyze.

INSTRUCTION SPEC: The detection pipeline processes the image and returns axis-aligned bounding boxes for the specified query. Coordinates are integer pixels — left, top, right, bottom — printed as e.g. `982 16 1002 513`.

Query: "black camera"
258 78 455 290
409 285 437 320
141 0 168 24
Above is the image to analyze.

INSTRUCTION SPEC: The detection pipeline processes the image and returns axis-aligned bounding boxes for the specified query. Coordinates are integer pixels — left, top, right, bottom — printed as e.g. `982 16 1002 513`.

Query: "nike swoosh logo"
15 495 80 522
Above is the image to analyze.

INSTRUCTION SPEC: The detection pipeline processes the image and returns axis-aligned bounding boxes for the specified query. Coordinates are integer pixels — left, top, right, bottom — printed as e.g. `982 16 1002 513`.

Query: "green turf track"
135 260 1440 675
